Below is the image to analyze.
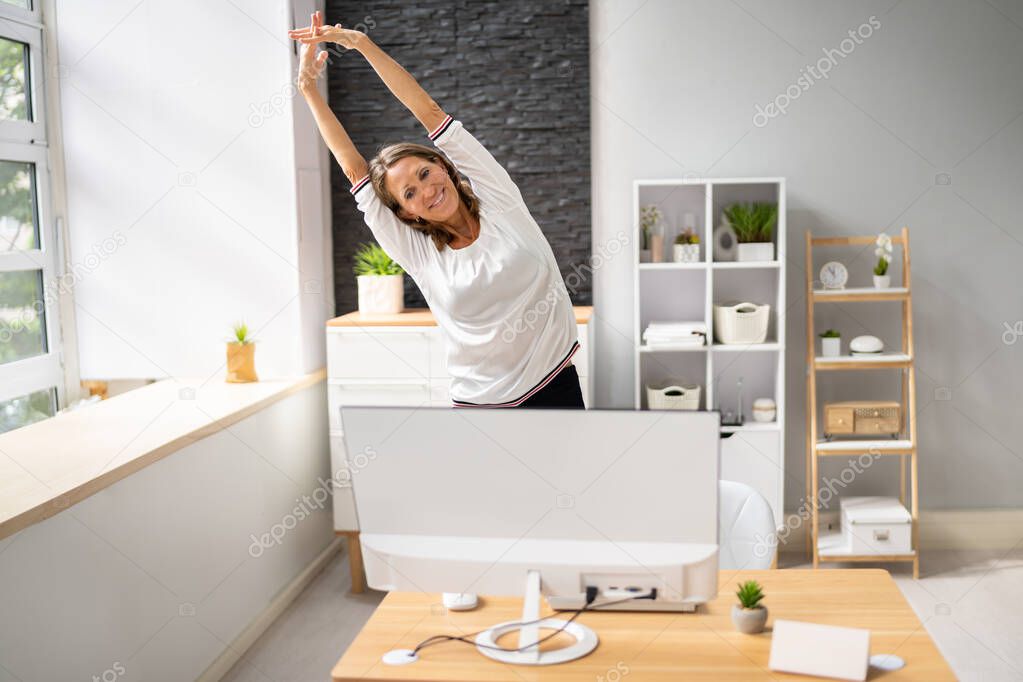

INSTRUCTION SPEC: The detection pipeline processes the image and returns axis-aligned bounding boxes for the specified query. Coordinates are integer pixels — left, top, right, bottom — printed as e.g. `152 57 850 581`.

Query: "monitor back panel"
341 407 719 546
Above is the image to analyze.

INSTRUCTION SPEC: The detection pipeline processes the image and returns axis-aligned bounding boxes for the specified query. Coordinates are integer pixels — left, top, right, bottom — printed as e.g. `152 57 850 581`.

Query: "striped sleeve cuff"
350 174 370 195
428 114 455 142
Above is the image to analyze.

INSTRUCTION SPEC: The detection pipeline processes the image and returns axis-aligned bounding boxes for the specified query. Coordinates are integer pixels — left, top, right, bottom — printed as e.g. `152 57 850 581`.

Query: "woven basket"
646 382 701 410
713 302 770 345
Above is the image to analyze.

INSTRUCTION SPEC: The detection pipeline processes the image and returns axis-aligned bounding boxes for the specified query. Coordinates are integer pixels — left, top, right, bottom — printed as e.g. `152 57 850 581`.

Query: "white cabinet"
633 179 787 530
327 310 593 532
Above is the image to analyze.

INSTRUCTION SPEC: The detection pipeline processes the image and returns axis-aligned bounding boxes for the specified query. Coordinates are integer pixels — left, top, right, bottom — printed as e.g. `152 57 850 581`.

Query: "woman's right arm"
296 12 368 184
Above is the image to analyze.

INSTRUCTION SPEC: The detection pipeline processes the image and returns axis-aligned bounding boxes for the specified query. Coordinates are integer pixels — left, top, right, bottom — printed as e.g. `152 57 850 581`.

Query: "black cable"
409 590 655 657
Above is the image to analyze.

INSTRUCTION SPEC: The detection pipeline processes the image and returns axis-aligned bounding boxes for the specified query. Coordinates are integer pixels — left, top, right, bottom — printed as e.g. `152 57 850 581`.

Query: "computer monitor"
339 406 720 665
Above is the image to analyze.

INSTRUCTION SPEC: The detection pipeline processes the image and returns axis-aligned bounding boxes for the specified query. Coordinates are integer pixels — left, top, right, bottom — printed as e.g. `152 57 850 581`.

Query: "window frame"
0 0 73 417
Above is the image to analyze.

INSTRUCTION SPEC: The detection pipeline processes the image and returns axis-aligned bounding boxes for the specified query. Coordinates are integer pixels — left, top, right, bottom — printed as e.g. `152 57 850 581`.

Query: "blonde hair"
368 143 480 252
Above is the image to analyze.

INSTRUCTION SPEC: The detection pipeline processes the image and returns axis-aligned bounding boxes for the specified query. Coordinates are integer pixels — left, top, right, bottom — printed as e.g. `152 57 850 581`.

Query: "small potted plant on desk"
732 580 768 634
673 228 700 263
820 328 842 358
226 322 258 383
354 242 405 315
724 202 777 262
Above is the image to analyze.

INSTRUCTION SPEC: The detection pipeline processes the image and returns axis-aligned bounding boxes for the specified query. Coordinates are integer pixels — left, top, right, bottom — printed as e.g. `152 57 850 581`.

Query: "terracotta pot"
226 342 258 383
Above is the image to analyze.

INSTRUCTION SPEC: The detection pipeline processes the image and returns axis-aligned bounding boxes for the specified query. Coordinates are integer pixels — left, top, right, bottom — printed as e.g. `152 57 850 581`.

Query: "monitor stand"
475 570 598 666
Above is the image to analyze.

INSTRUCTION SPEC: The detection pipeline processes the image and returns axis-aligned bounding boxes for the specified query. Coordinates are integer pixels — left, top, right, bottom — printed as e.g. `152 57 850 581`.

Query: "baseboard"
197 537 344 682
779 508 1023 554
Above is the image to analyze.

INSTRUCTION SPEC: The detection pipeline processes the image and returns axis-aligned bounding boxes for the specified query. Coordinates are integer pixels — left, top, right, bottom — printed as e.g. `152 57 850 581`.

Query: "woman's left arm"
290 17 448 135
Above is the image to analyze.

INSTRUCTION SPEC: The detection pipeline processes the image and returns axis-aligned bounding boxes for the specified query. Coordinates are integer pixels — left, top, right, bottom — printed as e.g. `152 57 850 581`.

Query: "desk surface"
332 569 954 681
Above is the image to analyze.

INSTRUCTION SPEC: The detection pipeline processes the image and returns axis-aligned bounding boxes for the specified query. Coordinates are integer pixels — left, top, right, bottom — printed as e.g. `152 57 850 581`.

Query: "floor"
222 545 1023 682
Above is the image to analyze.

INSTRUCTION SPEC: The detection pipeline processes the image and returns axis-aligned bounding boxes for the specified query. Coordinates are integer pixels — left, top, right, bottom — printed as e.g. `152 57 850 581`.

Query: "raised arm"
294 12 368 184
289 15 448 136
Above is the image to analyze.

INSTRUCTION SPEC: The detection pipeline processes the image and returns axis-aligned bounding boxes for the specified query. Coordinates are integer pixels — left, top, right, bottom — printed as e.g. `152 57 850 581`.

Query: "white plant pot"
673 244 700 263
821 337 841 358
873 274 891 289
737 242 774 262
357 274 404 314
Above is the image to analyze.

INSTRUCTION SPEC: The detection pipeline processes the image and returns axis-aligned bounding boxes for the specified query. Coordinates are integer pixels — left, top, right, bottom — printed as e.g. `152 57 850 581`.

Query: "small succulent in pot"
226 321 258 383
731 580 768 634
819 328 841 358
673 228 701 263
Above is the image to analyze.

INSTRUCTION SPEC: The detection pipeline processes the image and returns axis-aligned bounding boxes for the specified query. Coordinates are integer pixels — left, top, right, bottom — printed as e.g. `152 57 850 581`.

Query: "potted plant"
724 203 777 262
354 242 405 315
873 232 892 288
673 229 700 263
640 205 661 263
820 328 841 357
226 322 258 383
732 580 768 634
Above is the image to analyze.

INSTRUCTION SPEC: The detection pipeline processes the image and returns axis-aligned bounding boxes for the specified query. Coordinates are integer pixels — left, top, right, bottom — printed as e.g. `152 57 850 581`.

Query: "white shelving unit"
632 178 786 530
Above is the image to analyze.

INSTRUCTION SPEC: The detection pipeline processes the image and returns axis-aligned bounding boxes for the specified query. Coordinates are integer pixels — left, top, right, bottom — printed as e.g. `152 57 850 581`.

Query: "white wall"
0 382 335 682
591 0 1023 509
54 0 332 380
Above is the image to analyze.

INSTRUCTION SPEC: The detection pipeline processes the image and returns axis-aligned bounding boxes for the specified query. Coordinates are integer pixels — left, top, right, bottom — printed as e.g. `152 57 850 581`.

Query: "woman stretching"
290 12 583 409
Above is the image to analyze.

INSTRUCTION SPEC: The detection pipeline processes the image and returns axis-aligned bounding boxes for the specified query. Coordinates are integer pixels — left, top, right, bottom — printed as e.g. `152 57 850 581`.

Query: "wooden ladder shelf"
804 227 919 579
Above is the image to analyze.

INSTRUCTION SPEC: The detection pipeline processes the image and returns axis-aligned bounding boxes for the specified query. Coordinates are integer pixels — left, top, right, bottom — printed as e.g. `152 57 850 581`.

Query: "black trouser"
517 364 585 409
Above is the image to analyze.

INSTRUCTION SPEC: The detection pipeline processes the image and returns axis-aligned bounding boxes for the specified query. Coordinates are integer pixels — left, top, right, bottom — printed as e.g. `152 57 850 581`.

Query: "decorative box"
823 401 901 438
840 497 912 555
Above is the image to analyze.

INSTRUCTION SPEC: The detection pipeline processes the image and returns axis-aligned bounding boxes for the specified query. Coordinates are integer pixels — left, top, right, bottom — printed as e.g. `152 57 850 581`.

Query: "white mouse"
442 592 479 611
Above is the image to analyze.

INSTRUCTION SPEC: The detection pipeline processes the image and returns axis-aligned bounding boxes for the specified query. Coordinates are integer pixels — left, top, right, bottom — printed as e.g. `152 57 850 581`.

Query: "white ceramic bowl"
850 335 884 354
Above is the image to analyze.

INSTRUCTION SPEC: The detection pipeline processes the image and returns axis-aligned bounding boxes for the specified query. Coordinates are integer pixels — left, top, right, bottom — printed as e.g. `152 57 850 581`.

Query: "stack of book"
642 321 707 348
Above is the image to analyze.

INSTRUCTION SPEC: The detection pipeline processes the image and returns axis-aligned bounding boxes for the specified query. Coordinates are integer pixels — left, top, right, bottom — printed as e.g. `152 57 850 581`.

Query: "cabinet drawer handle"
873 530 890 541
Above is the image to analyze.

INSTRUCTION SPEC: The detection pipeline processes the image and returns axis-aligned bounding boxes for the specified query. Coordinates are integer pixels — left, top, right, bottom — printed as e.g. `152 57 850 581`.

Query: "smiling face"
384 155 460 224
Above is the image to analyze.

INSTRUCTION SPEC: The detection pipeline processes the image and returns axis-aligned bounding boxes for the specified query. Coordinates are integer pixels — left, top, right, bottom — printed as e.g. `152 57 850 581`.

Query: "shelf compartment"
637 183 706 264
639 351 707 411
815 439 914 455
817 529 916 559
813 287 909 302
815 354 911 370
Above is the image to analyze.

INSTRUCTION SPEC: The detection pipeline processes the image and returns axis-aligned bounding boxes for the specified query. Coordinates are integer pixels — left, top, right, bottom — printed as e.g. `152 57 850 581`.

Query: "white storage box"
840 497 912 555
646 382 701 410
713 302 770 345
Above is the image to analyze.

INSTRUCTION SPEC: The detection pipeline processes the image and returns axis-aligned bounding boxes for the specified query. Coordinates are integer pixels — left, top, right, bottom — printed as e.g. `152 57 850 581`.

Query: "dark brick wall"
325 0 591 313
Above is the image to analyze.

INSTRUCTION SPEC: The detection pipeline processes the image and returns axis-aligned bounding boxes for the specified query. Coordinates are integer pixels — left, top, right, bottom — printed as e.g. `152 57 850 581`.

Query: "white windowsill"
0 368 326 541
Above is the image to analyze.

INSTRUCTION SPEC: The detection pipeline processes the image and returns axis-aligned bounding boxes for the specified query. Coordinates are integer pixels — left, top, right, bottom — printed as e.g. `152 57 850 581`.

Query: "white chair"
719 480 777 569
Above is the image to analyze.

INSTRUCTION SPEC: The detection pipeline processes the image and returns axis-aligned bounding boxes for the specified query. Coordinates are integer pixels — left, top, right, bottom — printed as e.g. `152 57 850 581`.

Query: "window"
0 2 67 435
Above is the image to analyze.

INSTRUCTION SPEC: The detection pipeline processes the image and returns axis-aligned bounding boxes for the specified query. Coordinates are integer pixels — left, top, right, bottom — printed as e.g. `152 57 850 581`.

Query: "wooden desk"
332 569 954 681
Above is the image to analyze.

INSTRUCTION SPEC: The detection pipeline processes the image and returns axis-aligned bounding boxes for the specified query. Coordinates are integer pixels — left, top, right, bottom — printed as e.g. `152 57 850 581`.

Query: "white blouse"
350 115 578 407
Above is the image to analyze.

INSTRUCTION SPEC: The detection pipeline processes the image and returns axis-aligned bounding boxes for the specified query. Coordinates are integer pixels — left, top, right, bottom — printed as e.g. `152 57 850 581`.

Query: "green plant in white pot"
354 242 405 315
732 580 768 634
819 328 841 358
724 203 777 262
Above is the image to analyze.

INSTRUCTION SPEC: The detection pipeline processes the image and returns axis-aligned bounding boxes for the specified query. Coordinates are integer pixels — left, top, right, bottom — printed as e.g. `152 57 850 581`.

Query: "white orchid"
875 232 892 259
874 232 892 276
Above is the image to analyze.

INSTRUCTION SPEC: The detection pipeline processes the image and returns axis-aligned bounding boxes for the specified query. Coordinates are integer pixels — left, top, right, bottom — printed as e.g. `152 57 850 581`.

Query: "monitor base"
475 570 598 666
